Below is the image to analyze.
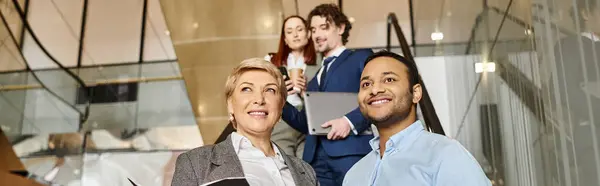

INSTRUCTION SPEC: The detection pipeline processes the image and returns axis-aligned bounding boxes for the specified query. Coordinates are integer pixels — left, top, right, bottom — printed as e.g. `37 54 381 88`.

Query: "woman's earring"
229 113 235 122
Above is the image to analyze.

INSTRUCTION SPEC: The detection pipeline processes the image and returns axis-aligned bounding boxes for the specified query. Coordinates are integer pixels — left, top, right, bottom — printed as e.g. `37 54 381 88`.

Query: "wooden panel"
0 172 43 186
0 129 26 172
161 0 283 144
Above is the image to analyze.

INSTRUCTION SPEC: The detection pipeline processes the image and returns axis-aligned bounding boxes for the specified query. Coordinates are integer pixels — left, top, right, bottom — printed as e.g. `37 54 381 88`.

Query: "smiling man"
280 4 374 186
342 51 491 186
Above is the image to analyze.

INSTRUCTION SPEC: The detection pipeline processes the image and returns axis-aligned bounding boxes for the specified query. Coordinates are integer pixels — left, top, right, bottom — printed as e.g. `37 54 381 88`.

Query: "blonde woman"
171 58 317 186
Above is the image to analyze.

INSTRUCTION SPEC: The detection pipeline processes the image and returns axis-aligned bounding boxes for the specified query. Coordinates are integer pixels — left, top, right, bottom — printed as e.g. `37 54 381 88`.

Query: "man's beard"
366 90 414 128
318 45 329 54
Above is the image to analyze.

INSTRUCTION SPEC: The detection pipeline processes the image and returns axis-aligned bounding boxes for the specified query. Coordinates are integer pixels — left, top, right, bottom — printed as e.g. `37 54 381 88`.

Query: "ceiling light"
192 22 199 28
263 18 273 29
431 32 444 41
165 30 171 36
475 62 496 73
349 17 355 23
197 104 205 114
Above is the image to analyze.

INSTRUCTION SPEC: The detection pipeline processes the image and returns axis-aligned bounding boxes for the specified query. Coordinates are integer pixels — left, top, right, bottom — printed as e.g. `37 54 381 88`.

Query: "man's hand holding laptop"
321 117 351 140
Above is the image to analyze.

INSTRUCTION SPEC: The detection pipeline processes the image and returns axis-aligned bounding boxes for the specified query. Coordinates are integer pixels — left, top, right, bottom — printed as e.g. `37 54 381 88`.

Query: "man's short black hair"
365 50 419 87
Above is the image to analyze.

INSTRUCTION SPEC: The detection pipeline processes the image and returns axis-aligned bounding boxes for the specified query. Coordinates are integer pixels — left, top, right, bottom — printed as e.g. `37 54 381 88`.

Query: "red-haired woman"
266 15 316 158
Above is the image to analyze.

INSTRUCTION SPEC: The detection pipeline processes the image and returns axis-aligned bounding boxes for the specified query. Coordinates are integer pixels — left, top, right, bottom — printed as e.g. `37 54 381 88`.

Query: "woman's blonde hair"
224 57 287 106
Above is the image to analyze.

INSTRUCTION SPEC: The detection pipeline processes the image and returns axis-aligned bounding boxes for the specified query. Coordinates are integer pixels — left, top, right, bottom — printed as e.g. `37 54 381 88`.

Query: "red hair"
271 16 316 67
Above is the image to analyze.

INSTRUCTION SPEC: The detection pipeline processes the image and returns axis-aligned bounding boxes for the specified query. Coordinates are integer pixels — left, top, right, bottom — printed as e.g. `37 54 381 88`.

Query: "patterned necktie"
319 56 336 91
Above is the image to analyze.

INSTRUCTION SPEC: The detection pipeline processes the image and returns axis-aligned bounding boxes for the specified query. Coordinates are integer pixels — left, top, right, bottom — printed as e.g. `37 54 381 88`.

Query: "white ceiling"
284 0 533 47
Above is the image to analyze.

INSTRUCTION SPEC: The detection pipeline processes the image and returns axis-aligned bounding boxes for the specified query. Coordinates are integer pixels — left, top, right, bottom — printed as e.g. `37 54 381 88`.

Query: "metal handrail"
465 3 572 55
488 6 573 36
0 75 183 91
464 9 486 55
386 13 446 135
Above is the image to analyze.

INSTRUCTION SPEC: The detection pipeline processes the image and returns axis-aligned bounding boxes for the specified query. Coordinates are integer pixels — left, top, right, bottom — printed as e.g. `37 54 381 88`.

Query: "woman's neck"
237 131 275 156
291 49 304 59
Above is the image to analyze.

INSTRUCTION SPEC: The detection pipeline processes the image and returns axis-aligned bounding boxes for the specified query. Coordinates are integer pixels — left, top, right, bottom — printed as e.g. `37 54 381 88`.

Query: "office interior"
0 0 597 185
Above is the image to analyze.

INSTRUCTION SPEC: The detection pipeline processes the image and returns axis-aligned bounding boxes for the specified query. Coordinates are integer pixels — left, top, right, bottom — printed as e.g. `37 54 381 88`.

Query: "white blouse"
231 132 295 186
286 53 306 71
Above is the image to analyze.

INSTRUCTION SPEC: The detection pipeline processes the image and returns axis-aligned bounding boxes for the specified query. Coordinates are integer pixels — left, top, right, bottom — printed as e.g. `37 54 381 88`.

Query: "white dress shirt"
343 121 492 186
231 132 295 186
315 46 346 85
315 46 359 135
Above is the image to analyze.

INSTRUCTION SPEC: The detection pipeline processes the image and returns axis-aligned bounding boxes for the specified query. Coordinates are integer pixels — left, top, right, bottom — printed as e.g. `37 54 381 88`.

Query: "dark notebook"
201 177 250 186
129 177 249 186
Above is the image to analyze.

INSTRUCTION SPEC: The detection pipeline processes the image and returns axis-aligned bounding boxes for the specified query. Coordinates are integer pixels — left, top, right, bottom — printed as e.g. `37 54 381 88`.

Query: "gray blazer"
171 135 318 186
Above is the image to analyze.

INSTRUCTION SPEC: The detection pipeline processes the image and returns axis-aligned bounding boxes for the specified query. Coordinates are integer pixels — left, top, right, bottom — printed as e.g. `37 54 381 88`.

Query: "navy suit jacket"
282 48 374 163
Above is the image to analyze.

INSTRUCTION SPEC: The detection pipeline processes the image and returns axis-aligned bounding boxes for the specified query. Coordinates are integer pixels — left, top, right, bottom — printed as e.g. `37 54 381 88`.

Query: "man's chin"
369 112 408 128
367 114 392 124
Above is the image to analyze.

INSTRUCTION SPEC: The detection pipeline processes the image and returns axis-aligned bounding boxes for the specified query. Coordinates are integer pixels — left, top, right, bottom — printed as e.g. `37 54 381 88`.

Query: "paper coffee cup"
290 68 304 92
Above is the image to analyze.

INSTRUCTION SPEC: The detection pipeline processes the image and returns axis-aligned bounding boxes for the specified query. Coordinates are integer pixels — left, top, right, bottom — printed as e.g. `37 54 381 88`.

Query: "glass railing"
0 0 197 134
73 61 196 131
532 0 600 185
0 0 89 138
0 0 199 184
451 0 578 185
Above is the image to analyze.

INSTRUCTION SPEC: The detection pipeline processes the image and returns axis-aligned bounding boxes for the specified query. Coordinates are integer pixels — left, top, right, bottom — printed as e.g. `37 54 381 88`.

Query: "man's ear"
412 84 423 103
338 23 346 36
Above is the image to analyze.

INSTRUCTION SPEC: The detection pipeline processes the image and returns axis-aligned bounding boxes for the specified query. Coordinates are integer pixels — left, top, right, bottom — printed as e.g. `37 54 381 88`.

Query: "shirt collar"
581 32 600 42
325 46 346 59
230 132 284 159
369 120 425 153
231 132 244 154
287 52 304 63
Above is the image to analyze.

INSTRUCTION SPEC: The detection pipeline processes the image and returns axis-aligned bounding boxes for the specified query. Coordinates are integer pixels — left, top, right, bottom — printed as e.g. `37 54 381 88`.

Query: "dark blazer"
281 48 374 163
171 135 318 186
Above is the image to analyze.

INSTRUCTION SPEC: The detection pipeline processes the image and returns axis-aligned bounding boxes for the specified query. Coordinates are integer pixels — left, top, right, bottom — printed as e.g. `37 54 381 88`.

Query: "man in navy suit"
281 4 374 186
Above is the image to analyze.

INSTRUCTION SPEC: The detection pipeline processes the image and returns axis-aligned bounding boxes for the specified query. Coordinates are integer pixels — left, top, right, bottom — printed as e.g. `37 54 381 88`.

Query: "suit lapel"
307 74 319 91
204 135 314 185
322 49 352 90
206 135 244 182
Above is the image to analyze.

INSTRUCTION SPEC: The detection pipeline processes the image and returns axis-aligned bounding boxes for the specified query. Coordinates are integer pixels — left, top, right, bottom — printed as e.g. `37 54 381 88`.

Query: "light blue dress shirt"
343 120 491 186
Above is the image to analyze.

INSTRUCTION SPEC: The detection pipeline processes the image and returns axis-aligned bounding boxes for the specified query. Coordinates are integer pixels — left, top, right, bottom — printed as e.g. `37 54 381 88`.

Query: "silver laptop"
304 91 359 135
